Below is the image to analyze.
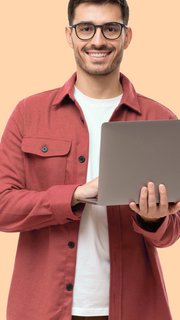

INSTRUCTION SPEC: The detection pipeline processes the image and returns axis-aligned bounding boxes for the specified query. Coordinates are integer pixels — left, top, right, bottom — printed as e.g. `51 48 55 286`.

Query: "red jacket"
0 73 179 320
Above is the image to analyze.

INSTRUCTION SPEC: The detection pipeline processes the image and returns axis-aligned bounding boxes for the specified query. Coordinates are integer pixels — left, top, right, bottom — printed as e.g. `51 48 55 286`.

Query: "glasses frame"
69 22 128 40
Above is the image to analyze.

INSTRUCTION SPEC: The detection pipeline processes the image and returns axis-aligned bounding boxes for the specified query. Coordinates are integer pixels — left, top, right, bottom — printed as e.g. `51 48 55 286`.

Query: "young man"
0 1 180 319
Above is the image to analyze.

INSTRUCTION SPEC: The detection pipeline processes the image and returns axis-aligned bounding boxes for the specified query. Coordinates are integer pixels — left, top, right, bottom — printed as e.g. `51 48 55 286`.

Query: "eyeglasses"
70 22 128 40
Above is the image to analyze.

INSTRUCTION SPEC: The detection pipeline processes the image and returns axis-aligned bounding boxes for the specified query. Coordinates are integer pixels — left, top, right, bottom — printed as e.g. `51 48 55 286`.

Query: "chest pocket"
21 137 71 190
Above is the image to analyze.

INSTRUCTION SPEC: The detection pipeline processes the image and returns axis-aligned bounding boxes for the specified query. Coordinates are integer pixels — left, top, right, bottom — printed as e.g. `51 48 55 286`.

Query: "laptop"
83 119 180 206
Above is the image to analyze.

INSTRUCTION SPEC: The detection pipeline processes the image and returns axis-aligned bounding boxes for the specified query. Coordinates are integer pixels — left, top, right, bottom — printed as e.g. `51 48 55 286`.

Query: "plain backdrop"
0 1 180 319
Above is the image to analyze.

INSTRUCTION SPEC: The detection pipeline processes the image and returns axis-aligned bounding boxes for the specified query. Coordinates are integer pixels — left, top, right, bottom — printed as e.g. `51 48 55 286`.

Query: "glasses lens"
103 23 121 39
76 23 95 39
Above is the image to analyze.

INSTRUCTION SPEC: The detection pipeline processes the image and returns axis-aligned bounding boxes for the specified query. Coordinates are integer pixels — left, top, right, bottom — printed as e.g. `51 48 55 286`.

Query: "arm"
129 182 180 247
0 102 82 233
71 178 98 206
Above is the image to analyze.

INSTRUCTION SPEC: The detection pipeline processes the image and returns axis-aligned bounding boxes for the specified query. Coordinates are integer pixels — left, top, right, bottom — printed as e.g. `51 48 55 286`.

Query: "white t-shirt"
72 86 123 316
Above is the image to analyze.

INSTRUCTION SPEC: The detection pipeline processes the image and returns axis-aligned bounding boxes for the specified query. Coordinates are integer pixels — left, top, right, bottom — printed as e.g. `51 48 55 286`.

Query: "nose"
90 27 107 46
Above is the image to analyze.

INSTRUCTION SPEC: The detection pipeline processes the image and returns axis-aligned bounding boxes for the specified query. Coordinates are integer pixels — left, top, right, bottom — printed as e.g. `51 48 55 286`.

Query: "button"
79 155 85 163
66 283 73 291
41 145 48 153
68 241 75 248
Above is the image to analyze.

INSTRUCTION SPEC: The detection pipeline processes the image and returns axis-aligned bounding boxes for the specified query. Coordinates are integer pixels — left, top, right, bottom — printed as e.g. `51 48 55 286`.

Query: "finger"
94 177 98 183
159 184 168 214
93 177 98 188
129 202 140 214
147 182 157 214
139 186 148 216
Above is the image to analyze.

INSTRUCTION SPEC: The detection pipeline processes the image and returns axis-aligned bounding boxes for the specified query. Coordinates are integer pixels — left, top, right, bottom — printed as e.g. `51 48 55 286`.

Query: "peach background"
0 1 180 319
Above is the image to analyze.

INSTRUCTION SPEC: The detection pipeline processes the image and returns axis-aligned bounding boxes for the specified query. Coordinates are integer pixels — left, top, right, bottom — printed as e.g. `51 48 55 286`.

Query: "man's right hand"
71 177 98 206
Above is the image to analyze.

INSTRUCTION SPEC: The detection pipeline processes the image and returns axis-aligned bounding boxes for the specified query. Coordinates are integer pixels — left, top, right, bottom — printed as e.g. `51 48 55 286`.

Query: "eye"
82 27 90 32
104 23 119 33
78 24 94 33
107 26 116 32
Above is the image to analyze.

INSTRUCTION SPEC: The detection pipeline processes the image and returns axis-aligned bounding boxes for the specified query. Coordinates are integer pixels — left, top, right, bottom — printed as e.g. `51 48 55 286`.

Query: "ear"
124 27 132 49
65 26 74 49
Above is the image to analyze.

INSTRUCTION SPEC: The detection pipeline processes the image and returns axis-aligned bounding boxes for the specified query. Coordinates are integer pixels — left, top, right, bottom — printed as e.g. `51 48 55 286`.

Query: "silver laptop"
83 119 180 206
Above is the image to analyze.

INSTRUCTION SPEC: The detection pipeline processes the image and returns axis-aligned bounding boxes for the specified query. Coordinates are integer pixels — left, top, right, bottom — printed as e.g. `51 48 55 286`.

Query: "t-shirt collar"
52 72 142 115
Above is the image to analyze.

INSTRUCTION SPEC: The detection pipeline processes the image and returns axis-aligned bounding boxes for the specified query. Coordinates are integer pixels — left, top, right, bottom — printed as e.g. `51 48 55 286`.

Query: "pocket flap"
21 137 71 157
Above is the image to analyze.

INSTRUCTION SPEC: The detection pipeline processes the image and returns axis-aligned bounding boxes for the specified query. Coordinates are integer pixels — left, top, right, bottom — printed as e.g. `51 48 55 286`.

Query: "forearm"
0 184 81 232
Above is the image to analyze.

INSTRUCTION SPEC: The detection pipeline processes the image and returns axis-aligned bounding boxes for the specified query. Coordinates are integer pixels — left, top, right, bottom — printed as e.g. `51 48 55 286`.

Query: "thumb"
169 201 180 215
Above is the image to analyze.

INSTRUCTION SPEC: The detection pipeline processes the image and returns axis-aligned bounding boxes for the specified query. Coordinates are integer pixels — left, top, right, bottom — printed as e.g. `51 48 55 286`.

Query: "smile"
86 51 112 58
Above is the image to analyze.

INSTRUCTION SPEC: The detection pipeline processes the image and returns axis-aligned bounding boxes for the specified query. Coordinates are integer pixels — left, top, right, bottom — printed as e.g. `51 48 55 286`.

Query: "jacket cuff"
48 184 83 224
135 214 165 232
132 214 170 241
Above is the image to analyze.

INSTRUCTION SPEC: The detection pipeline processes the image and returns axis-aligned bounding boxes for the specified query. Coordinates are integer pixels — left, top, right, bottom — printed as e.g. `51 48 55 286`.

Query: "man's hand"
72 177 98 206
129 182 180 222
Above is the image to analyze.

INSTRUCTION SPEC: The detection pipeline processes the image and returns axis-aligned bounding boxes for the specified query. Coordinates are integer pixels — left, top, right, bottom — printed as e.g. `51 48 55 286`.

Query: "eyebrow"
73 20 121 25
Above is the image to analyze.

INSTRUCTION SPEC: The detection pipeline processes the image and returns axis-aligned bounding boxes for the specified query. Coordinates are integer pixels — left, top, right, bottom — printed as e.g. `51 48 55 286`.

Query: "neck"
75 69 122 99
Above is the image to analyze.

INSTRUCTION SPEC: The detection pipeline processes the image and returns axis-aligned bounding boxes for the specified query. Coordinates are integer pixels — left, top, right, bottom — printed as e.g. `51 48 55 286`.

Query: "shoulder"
12 86 66 124
120 73 177 120
18 73 76 111
19 87 62 110
137 93 177 120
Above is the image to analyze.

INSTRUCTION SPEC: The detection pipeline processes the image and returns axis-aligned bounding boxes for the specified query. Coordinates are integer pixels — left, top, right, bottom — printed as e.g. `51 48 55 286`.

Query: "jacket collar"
52 72 142 115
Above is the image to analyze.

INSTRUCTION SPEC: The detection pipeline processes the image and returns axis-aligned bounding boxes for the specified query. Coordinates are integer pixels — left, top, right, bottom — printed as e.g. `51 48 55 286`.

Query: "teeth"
88 52 108 57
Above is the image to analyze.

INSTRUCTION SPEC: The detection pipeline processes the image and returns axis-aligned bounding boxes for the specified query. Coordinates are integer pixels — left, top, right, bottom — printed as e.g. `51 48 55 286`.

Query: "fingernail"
159 184 165 191
148 181 154 187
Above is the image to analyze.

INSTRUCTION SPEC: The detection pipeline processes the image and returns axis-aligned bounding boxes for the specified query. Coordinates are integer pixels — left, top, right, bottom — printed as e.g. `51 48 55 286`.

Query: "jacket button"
66 283 73 291
41 145 48 153
68 241 75 249
79 155 85 163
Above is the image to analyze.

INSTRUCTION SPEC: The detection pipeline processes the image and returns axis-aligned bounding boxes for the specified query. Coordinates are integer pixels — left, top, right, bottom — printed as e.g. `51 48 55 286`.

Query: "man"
0 0 180 319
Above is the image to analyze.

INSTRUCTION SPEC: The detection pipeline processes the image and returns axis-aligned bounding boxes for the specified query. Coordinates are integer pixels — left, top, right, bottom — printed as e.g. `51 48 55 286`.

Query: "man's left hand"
129 182 180 222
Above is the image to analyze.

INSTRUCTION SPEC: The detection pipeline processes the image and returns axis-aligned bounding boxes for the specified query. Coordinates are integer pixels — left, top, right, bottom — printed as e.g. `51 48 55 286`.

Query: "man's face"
66 3 132 76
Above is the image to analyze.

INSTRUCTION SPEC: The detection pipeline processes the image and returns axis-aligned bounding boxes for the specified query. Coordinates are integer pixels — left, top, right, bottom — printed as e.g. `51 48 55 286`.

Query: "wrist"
139 216 161 223
136 214 165 232
72 186 82 206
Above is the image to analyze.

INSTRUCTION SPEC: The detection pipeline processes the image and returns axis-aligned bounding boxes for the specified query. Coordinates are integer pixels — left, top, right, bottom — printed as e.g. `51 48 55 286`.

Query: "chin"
83 67 117 76
81 64 111 75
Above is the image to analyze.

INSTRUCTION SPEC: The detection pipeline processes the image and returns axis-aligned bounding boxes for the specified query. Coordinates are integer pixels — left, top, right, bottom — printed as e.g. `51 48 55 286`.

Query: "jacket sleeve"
132 213 180 247
131 113 180 247
0 102 82 233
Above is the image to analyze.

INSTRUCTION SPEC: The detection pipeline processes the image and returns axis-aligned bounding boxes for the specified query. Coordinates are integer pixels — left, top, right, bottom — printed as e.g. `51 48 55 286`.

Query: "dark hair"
68 0 129 25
